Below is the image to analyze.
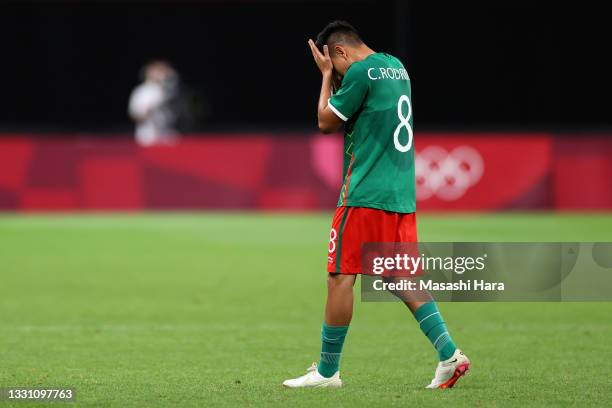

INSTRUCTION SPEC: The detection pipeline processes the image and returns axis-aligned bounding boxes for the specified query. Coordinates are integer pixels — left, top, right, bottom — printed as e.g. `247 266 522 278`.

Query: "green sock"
413 301 457 361
318 323 349 378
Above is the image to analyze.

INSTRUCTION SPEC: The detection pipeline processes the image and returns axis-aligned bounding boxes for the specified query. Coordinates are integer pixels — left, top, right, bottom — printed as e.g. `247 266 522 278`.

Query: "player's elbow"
318 120 339 134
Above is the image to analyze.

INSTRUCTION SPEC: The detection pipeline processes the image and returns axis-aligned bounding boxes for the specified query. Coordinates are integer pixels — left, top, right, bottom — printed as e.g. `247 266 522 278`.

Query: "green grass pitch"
1 213 612 407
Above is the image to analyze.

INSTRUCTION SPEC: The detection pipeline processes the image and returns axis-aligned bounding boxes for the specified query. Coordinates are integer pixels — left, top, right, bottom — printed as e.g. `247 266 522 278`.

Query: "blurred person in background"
128 60 181 146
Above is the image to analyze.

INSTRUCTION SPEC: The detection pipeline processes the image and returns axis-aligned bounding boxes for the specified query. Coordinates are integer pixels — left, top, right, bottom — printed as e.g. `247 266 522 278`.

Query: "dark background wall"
0 1 607 132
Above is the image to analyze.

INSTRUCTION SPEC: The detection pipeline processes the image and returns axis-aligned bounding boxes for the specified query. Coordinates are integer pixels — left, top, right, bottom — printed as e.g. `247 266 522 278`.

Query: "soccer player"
283 21 470 389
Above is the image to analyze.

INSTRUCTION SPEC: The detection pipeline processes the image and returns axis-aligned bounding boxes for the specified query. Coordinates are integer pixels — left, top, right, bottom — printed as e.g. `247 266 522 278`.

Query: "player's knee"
327 274 337 290
327 274 354 291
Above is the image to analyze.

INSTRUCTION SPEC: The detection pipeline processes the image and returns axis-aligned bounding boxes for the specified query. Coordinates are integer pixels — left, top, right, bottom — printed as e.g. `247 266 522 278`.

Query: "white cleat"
426 349 471 389
282 363 342 388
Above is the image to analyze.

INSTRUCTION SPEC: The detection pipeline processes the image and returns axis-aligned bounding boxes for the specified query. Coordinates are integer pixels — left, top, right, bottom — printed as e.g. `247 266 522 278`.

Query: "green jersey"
329 52 416 213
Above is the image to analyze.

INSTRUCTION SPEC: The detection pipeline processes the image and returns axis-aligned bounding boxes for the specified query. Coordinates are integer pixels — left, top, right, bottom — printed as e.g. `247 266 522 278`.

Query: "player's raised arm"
307 39 343 134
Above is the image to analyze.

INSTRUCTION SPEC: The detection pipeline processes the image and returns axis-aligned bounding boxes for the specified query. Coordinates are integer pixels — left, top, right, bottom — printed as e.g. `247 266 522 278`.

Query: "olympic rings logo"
415 145 484 201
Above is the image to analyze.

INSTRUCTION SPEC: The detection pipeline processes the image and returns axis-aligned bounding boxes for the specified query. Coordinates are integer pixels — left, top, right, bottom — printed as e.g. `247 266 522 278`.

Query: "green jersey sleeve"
328 64 369 121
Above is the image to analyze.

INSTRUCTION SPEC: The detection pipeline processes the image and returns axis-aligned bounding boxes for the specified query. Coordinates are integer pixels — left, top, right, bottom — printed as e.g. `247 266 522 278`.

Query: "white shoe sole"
282 379 342 388
427 361 470 389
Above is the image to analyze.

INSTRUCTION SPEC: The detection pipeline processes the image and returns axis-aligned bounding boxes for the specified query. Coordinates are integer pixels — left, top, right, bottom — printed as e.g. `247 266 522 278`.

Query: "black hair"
315 20 363 50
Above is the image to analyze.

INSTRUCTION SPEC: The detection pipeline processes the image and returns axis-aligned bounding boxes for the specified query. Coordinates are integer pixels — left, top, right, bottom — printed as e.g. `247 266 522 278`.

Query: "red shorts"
327 206 418 274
